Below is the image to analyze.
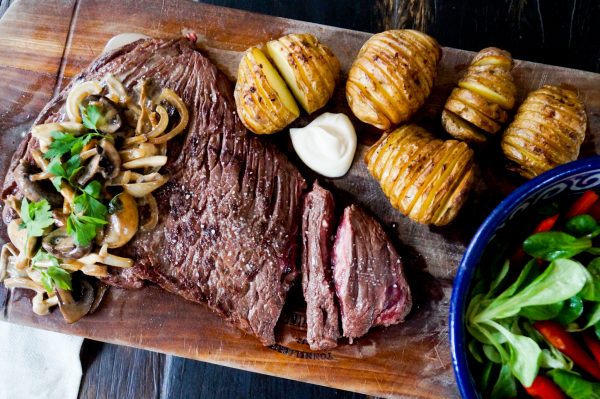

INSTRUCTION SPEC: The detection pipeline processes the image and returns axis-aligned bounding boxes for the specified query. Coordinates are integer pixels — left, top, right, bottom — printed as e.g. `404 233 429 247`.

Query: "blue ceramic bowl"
449 156 600 398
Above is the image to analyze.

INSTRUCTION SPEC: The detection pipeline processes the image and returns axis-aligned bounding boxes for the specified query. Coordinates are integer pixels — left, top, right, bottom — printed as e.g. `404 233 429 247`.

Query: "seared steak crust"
1 39 306 345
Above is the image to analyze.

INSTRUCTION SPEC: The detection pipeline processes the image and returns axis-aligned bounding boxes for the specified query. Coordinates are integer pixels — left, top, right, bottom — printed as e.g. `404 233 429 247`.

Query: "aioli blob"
290 113 357 178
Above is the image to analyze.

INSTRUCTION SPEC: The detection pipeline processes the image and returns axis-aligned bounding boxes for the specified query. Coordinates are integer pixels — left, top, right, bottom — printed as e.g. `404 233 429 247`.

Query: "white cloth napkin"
0 321 83 399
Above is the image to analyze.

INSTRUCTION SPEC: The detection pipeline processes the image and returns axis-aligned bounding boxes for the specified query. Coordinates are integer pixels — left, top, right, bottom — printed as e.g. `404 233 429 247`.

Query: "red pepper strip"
534 320 600 380
589 200 600 221
583 331 600 365
533 214 560 233
524 376 567 399
565 190 599 218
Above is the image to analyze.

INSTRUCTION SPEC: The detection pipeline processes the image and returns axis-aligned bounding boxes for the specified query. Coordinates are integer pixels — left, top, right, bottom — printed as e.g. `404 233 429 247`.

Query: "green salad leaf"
565 214 599 236
519 301 564 321
523 231 592 261
490 363 517 399
484 320 541 386
548 369 600 399
553 295 584 325
473 259 589 322
581 258 600 301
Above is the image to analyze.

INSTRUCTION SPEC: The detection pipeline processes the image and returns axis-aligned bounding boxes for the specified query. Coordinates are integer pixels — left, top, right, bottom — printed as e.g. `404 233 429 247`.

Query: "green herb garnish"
31 250 71 293
19 199 55 237
81 104 103 131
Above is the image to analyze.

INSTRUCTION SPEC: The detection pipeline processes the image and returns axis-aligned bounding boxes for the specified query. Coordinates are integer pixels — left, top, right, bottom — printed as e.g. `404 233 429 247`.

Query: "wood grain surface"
0 1 599 398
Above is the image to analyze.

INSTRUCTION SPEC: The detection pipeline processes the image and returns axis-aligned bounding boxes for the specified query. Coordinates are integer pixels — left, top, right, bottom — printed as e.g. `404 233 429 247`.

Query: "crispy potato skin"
267 33 340 114
501 85 587 178
234 47 299 134
441 47 516 143
346 30 442 130
365 125 474 225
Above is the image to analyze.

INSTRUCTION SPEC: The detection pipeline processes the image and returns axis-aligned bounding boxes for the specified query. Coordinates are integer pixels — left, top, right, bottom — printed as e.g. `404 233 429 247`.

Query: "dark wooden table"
1 0 598 398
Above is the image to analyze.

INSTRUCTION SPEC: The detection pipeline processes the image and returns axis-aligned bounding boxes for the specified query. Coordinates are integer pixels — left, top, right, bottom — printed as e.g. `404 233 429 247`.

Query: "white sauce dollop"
290 113 357 178
103 33 150 54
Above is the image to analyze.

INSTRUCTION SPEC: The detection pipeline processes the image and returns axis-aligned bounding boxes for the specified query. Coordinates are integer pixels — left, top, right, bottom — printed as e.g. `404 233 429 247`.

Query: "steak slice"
1 38 306 345
332 205 411 341
301 182 339 351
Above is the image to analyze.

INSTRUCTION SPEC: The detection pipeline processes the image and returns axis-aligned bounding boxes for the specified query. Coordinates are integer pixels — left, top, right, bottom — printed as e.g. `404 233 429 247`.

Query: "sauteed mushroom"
101 193 139 248
56 278 94 323
14 161 62 207
77 139 121 185
42 227 92 259
81 95 123 134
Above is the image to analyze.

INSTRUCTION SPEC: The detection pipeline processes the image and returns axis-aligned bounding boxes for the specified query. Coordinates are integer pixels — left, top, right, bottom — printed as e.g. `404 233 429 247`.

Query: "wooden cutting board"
1 1 599 398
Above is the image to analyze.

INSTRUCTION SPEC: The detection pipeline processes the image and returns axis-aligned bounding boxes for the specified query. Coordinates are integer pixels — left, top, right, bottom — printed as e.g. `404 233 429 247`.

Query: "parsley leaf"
83 180 102 199
73 191 107 220
32 249 60 268
44 131 99 160
81 104 103 131
47 154 82 189
32 251 72 293
44 131 78 159
66 213 106 246
19 199 54 237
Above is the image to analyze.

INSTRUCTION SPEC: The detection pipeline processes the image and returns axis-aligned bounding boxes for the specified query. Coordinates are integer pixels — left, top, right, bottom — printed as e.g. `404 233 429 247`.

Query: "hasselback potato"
266 33 340 114
441 47 516 144
501 85 587 178
365 125 475 226
234 47 300 134
346 30 442 131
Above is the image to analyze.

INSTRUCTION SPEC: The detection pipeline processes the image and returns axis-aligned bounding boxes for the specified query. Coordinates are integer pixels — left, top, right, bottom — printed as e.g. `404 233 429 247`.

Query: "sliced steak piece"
301 182 339 351
1 38 306 345
332 205 412 341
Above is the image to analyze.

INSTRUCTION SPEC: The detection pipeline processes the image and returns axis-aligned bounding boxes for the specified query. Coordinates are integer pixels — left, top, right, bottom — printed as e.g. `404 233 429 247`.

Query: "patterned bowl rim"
449 156 600 399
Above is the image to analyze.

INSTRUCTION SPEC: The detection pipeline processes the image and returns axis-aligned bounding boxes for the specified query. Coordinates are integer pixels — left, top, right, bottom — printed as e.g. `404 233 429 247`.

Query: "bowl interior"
449 157 600 399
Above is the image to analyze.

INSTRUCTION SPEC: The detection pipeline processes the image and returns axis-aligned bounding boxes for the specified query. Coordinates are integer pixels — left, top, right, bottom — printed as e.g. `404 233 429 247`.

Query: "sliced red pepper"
589 200 600 221
583 331 600 365
534 320 600 380
533 214 560 233
524 375 566 399
565 190 599 219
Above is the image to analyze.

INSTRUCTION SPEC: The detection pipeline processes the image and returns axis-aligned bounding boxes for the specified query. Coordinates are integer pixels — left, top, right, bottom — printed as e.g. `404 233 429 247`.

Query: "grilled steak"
301 182 339 350
332 205 411 341
1 38 306 345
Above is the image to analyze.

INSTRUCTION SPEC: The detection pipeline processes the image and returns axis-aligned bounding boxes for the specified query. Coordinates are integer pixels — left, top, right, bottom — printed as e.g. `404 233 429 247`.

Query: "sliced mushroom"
100 193 139 248
14 161 62 207
42 227 92 259
7 219 27 252
56 278 94 323
77 139 121 185
8 219 38 270
98 139 121 179
81 95 123 134
88 281 109 315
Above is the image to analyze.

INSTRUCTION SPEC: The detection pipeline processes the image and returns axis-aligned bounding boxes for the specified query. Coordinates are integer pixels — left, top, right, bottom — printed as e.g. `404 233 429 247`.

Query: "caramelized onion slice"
77 252 133 268
103 74 129 105
146 105 169 138
139 194 159 232
123 174 168 197
150 88 189 144
66 81 102 122
123 155 167 169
